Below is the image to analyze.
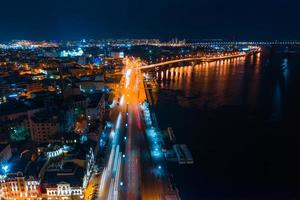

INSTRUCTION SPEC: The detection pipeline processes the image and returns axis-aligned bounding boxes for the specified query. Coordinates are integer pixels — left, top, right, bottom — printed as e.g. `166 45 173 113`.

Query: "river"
152 50 300 199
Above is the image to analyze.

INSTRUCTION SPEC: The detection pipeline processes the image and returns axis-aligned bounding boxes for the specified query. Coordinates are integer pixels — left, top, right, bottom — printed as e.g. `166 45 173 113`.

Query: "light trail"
125 69 131 88
120 95 125 106
99 145 123 200
111 112 122 145
107 178 114 200
112 145 120 175
99 167 108 196
113 154 122 200
107 145 116 175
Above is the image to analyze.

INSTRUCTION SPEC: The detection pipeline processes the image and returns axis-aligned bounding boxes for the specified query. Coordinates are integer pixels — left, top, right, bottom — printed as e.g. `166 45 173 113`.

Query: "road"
118 58 172 200
84 57 171 200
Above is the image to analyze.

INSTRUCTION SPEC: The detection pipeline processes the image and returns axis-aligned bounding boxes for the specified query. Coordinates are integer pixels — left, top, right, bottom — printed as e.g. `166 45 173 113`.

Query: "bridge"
139 51 252 70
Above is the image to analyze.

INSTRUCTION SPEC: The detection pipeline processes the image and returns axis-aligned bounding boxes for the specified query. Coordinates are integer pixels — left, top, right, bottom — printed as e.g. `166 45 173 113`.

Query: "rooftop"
31 109 60 123
44 161 84 186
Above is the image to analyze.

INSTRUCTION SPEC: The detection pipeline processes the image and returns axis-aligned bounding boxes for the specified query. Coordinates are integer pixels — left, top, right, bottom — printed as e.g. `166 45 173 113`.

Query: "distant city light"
60 48 84 57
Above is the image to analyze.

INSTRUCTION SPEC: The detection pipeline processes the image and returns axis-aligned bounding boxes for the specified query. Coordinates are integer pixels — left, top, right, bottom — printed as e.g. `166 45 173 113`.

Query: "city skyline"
0 1 300 199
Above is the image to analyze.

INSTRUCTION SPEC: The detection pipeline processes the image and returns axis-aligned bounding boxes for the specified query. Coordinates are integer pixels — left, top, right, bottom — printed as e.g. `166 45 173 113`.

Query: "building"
76 75 105 93
66 95 88 109
27 110 61 144
77 56 87 65
0 173 41 200
86 93 105 121
0 101 42 122
110 51 124 59
0 80 45 100
78 81 105 93
43 161 85 200
45 182 83 200
0 141 92 199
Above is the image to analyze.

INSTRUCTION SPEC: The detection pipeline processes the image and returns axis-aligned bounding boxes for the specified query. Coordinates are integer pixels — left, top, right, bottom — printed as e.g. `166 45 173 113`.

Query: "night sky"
0 0 299 41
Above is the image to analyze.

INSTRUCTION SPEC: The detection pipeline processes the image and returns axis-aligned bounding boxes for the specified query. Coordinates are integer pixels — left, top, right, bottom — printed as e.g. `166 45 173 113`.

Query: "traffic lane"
96 97 128 199
124 103 140 200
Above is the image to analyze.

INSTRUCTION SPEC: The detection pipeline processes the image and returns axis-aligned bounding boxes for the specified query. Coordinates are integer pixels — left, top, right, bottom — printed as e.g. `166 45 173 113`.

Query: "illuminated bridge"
139 52 251 70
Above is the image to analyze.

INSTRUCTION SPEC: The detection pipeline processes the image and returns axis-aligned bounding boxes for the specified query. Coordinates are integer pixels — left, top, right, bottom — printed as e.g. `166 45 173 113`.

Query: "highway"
85 57 170 200
121 58 171 200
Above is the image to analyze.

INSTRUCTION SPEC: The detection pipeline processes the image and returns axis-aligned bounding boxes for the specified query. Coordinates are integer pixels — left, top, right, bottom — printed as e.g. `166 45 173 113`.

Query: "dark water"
153 51 300 200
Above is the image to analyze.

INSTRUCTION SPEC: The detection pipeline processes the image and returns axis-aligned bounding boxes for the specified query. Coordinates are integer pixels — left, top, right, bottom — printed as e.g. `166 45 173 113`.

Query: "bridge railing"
139 51 249 69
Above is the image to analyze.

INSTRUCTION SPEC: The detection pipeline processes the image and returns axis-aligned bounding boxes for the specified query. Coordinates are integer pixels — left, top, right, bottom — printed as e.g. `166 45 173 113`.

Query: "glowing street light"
1 164 10 174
